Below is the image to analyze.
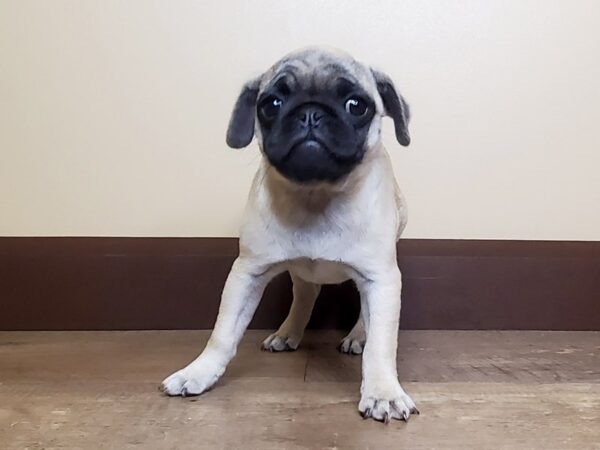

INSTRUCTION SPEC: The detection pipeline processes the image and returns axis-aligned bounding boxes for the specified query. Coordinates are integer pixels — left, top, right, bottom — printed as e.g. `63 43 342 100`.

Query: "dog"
161 46 417 423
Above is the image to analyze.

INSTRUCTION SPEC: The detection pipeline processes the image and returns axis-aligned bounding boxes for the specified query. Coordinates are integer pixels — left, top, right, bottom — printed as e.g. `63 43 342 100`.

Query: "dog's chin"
265 140 360 184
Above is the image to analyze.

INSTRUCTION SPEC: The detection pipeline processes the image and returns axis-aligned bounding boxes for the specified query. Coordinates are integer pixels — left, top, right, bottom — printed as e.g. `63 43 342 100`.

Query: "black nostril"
311 111 323 124
299 111 310 127
298 107 324 128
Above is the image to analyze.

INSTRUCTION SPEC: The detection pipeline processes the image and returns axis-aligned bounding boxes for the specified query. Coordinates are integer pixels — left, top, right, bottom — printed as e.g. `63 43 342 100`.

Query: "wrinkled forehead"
259 50 376 96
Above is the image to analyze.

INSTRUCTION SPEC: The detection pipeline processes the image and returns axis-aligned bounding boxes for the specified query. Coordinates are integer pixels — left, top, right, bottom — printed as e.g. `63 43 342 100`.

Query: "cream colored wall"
1 1 599 239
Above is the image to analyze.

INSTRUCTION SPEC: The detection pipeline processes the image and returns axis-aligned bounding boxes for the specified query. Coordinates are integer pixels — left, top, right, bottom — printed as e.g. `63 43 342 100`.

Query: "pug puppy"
161 47 417 423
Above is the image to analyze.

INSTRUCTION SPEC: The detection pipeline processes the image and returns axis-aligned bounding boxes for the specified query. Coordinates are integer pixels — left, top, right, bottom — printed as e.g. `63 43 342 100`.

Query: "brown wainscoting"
0 238 599 331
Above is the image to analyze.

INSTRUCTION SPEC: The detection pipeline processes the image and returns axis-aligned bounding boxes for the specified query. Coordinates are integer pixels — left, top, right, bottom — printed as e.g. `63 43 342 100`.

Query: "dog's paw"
160 364 222 397
359 381 418 423
339 335 365 355
339 326 366 355
261 332 300 352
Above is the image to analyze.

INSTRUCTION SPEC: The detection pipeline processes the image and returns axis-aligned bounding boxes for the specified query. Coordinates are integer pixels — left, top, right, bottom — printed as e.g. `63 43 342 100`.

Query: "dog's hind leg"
262 273 320 351
339 309 366 355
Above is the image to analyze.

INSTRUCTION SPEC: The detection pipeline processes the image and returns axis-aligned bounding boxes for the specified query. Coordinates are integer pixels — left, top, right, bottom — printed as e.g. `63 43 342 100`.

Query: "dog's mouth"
287 137 358 165
289 138 328 157
266 136 330 165
263 130 366 183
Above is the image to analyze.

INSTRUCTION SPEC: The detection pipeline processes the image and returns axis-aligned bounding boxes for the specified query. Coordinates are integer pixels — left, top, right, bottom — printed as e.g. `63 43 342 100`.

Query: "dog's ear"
226 76 262 149
371 69 411 147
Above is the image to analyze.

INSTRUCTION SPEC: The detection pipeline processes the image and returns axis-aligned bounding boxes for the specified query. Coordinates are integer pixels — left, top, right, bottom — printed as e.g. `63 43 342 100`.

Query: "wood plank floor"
1 330 599 449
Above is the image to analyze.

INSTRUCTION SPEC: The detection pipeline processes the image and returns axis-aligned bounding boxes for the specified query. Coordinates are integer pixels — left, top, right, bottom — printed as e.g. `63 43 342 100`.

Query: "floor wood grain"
1 331 599 449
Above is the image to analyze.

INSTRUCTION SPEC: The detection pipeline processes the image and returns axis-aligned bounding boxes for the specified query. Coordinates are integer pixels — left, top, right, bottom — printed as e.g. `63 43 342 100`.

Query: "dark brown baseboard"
0 237 598 330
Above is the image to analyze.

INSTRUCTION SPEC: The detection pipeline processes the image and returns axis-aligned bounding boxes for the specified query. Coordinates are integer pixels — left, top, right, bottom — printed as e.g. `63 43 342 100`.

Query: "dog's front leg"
356 267 418 422
161 257 273 397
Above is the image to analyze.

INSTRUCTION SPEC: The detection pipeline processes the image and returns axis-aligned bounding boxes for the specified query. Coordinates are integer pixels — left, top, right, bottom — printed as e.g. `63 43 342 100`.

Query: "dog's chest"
287 258 353 285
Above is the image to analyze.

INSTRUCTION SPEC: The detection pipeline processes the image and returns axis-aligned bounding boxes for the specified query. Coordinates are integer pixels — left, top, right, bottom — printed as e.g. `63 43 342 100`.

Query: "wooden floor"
1 331 599 449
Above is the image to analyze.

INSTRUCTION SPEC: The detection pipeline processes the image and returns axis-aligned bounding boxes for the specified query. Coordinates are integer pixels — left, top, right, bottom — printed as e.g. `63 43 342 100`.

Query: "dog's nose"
298 106 324 129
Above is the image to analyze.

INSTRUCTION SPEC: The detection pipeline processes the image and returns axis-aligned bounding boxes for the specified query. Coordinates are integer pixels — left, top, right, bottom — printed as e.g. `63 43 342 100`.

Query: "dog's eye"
345 97 368 116
259 96 283 119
